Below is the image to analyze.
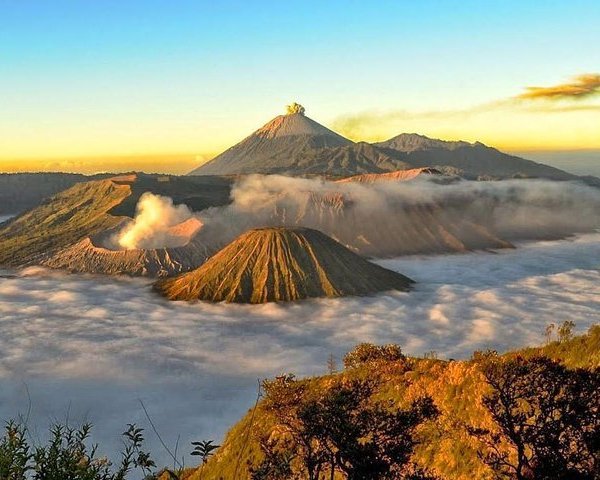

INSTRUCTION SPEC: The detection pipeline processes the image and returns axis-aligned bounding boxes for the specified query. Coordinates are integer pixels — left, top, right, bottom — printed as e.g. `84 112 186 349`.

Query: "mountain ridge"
188 106 591 181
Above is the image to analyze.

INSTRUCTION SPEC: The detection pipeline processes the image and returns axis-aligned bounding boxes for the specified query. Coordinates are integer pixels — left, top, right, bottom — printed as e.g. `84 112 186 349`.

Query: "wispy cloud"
331 104 498 141
517 74 600 100
332 73 600 142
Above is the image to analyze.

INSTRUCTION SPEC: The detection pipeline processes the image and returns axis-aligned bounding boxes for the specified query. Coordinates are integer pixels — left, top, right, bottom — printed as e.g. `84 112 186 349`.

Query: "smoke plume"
332 73 600 141
517 73 600 100
114 193 199 250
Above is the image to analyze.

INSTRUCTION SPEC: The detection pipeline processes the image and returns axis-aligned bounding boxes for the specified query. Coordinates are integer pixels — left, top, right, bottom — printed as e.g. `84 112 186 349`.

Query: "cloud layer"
193 175 600 257
2 234 600 464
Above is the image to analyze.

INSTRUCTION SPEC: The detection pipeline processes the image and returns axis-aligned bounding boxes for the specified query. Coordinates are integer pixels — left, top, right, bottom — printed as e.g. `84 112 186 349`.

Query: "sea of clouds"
1 232 600 465
110 176 600 256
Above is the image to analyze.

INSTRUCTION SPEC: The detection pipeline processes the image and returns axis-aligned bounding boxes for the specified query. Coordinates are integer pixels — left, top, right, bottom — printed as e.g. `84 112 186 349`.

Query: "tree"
191 440 220 479
471 355 600 480
0 421 186 480
558 320 576 343
259 375 439 479
327 354 338 375
0 421 30 480
259 375 326 480
343 344 405 369
544 323 555 344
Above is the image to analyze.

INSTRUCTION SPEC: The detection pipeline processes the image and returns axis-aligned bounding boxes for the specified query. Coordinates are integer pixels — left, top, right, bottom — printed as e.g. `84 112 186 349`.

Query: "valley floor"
1 232 600 465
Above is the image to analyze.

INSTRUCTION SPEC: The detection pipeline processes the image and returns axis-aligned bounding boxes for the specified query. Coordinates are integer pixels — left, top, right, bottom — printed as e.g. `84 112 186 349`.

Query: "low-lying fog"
1 233 600 466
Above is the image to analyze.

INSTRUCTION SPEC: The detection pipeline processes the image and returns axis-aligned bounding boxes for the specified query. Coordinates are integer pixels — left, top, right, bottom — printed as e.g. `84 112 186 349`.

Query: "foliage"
0 421 215 480
472 355 600 479
190 441 219 464
343 344 406 369
557 320 576 343
256 375 439 479
201 325 600 480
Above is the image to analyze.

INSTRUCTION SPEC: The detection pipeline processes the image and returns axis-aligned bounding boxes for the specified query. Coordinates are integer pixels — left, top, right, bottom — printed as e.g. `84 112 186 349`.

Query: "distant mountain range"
189 105 587 181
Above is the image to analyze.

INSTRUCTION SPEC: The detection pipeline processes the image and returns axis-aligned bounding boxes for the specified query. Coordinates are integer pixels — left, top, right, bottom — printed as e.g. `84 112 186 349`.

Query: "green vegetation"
0 422 219 480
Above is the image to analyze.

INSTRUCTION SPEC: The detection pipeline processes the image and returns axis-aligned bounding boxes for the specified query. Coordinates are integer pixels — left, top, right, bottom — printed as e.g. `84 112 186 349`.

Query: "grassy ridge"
0 174 234 268
0 178 132 266
192 325 600 480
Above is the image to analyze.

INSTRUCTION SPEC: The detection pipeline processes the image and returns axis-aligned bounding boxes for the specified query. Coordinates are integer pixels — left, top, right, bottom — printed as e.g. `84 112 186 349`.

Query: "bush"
343 344 405 369
471 355 600 479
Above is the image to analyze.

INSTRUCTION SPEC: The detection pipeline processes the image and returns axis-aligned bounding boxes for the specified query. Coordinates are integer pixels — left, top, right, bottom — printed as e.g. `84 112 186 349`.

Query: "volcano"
187 104 414 176
189 104 353 176
154 227 413 303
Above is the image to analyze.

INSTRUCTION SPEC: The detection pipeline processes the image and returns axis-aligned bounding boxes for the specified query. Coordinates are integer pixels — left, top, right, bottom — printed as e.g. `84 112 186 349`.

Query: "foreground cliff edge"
186 324 600 480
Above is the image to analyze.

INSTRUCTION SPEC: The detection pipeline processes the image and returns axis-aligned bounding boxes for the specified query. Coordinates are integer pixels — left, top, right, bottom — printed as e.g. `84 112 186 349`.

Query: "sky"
1 0 599 173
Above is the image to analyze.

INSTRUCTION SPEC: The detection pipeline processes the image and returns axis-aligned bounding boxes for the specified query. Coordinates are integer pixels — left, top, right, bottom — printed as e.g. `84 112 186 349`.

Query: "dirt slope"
155 227 413 303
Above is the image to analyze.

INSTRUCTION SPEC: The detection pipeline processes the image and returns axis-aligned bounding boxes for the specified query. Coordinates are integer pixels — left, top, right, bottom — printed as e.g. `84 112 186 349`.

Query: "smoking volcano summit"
188 103 588 180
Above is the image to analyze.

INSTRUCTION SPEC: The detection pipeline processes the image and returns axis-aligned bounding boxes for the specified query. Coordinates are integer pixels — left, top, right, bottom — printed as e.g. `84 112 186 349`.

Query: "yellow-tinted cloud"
0 153 216 175
517 74 600 100
332 73 600 149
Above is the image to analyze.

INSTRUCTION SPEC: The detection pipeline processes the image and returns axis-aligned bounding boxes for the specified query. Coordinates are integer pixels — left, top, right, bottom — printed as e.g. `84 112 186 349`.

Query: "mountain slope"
43 234 212 277
190 107 586 180
0 177 133 266
154 227 413 303
196 187 514 258
189 108 352 175
0 173 92 215
375 133 577 180
190 325 600 480
337 167 443 184
0 174 232 270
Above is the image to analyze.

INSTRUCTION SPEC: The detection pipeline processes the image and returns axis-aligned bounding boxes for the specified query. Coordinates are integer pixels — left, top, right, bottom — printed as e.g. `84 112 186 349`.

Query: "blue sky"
1 0 599 170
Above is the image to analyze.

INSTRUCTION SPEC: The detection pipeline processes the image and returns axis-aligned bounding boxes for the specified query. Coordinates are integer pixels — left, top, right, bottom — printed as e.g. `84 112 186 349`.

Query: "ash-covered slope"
375 133 577 180
43 233 211 277
189 106 352 175
337 167 443 184
155 227 413 303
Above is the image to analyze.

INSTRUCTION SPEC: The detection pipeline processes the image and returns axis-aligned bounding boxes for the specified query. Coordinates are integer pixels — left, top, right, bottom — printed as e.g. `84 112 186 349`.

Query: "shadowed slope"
155 227 413 303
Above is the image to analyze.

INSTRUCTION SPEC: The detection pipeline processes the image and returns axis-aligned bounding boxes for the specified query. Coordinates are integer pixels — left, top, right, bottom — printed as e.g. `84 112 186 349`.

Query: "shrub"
343 344 405 369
